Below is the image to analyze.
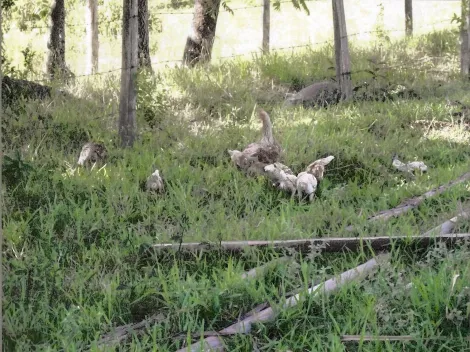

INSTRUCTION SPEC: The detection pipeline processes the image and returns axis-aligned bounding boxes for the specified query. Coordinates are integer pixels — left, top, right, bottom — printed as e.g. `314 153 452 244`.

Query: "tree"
138 0 152 70
46 0 69 80
182 0 221 67
86 0 99 74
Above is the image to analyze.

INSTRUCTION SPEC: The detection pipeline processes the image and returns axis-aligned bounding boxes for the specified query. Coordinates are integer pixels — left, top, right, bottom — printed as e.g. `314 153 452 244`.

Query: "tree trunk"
182 0 221 67
138 0 152 70
46 0 68 80
86 0 99 74
119 0 138 147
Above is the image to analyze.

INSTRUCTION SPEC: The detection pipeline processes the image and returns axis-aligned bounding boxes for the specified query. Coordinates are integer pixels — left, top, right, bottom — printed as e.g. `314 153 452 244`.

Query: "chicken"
241 109 282 165
392 154 428 175
264 164 297 196
296 171 318 202
77 142 107 167
305 155 335 181
146 169 165 193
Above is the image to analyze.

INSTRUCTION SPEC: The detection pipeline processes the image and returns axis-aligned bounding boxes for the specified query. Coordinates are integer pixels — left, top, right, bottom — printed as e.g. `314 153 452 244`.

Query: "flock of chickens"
75 108 428 202
227 109 334 202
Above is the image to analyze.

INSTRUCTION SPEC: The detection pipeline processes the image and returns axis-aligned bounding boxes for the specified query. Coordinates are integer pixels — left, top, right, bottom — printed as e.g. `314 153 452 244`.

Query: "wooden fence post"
332 0 352 101
461 0 470 76
86 0 99 74
119 0 138 147
405 0 413 37
262 0 270 53
0 2 3 349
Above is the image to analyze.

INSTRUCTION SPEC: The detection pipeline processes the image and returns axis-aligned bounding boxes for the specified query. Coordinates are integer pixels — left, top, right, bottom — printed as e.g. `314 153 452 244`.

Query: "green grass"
3 15 470 352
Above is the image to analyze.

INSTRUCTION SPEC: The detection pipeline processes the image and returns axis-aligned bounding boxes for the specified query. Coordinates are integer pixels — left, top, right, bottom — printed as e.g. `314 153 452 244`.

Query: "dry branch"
340 334 457 342
176 254 390 352
342 334 415 342
342 335 415 342
421 208 470 237
346 170 470 230
151 234 470 254
240 256 290 280
94 313 165 348
94 257 289 348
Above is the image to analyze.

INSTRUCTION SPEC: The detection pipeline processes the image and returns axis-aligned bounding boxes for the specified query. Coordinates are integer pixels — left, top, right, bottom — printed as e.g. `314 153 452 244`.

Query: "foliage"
273 0 310 15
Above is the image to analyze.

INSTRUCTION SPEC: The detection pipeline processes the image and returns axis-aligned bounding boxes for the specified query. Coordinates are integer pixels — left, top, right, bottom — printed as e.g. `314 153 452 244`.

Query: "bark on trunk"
86 0 99 74
138 0 152 70
46 0 68 80
182 0 221 67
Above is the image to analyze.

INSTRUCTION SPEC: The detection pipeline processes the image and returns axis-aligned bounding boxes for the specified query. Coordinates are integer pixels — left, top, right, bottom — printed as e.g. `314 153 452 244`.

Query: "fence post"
332 0 352 101
138 0 152 70
262 0 270 53
461 0 470 76
0 2 3 349
405 0 412 37
119 0 138 147
86 0 99 74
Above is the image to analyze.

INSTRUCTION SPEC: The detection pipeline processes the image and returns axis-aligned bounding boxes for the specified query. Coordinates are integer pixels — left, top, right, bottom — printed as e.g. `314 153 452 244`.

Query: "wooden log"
176 254 390 352
150 234 470 254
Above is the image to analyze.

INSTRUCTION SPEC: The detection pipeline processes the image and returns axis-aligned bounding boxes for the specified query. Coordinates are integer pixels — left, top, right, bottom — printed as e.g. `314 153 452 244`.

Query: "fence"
3 0 461 75
1 0 466 145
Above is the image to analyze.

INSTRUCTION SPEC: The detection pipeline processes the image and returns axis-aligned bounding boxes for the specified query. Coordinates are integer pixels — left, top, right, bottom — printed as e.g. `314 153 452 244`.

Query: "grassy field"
3 0 470 350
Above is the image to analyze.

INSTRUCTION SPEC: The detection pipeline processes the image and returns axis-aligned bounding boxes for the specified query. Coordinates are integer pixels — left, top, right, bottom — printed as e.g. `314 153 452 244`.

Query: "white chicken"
146 169 165 193
295 171 318 202
392 154 428 175
77 142 108 168
264 163 297 196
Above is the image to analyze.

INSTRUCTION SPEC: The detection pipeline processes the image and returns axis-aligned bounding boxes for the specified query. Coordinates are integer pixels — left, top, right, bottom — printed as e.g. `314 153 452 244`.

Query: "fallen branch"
94 313 166 348
176 253 390 352
240 256 291 280
151 233 470 253
341 335 415 342
340 334 464 342
346 170 470 230
94 257 290 348
421 208 470 237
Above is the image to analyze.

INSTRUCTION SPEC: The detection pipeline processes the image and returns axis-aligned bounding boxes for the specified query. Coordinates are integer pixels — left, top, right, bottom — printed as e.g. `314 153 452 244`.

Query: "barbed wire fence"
2 0 464 142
